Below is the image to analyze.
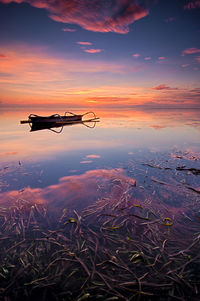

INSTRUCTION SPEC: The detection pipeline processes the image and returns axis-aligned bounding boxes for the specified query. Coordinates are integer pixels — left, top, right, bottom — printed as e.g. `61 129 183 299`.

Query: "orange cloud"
0 151 18 156
83 49 102 53
0 0 149 34
86 155 101 158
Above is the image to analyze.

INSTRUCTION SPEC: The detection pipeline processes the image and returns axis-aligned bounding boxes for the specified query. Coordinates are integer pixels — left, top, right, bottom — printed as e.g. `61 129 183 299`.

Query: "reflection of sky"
0 108 200 194
0 108 200 160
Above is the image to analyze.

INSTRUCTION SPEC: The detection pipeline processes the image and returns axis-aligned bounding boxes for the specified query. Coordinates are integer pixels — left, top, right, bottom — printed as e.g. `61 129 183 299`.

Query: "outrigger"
20 111 99 133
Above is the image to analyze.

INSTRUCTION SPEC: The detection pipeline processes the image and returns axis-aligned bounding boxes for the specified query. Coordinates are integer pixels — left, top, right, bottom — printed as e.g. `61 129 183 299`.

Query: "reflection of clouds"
0 151 18 156
0 169 136 211
96 109 200 130
186 122 200 130
1 168 197 220
149 125 166 130
0 109 199 164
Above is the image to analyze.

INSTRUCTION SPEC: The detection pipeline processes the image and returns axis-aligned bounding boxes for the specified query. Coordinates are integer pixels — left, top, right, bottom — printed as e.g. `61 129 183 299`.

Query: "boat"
20 111 99 133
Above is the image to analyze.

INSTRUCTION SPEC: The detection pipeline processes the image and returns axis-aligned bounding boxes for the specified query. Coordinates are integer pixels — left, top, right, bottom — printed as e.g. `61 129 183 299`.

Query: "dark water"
0 108 200 300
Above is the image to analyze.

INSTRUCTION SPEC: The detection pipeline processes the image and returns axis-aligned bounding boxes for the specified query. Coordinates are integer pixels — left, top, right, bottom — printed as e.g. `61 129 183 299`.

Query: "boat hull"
29 115 83 124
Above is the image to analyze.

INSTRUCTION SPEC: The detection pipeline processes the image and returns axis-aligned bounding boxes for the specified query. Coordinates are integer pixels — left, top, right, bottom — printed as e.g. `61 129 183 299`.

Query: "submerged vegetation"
0 150 200 300
0 196 200 300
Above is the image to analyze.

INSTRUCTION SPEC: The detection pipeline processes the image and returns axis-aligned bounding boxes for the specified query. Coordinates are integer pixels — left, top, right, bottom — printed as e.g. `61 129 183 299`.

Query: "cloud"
182 48 200 56
181 64 190 67
149 124 166 130
132 53 140 58
86 155 101 158
152 84 178 90
76 42 92 45
0 54 8 59
0 44 137 105
62 28 76 32
0 151 18 156
158 56 165 60
87 96 130 104
184 1 200 9
0 44 127 82
144 56 151 60
189 88 200 94
0 0 149 34
83 49 102 53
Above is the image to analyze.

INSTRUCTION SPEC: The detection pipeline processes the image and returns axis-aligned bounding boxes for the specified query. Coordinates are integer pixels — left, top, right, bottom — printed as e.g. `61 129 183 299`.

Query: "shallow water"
0 108 200 300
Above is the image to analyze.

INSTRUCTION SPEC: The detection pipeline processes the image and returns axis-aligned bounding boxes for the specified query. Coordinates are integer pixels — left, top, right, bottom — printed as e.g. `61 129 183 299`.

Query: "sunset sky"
0 0 200 108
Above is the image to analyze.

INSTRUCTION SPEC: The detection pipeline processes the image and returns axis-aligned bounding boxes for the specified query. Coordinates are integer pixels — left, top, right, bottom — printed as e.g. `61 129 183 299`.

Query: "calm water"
0 108 200 206
0 108 200 300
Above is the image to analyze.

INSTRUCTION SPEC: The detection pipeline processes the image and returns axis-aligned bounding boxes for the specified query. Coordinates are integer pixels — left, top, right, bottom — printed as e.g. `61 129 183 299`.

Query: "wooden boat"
28 114 82 123
20 111 99 133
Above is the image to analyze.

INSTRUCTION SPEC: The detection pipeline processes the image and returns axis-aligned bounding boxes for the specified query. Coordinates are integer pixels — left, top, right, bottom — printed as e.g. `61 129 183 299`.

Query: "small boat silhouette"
20 111 99 133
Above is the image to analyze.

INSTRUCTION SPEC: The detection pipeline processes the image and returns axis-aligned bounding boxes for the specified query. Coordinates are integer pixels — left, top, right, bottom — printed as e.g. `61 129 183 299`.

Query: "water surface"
0 108 200 300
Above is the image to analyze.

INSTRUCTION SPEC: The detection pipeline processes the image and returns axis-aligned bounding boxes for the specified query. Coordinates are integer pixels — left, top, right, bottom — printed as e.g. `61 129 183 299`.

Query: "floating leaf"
163 217 173 226
64 217 77 225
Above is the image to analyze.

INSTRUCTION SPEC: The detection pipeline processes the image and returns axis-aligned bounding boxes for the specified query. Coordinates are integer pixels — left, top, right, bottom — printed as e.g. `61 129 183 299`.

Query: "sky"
0 0 200 108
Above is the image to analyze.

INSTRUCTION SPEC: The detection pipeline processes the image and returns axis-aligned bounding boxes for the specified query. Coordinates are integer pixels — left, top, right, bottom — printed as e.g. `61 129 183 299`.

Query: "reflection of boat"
20 111 100 133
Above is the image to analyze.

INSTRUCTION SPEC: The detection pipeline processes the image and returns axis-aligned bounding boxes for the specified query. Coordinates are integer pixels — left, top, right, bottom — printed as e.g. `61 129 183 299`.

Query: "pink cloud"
182 48 200 56
181 64 190 67
152 84 178 91
158 56 165 60
62 28 76 32
76 41 92 45
144 56 151 60
184 1 200 9
0 0 149 34
132 53 140 58
83 49 102 53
